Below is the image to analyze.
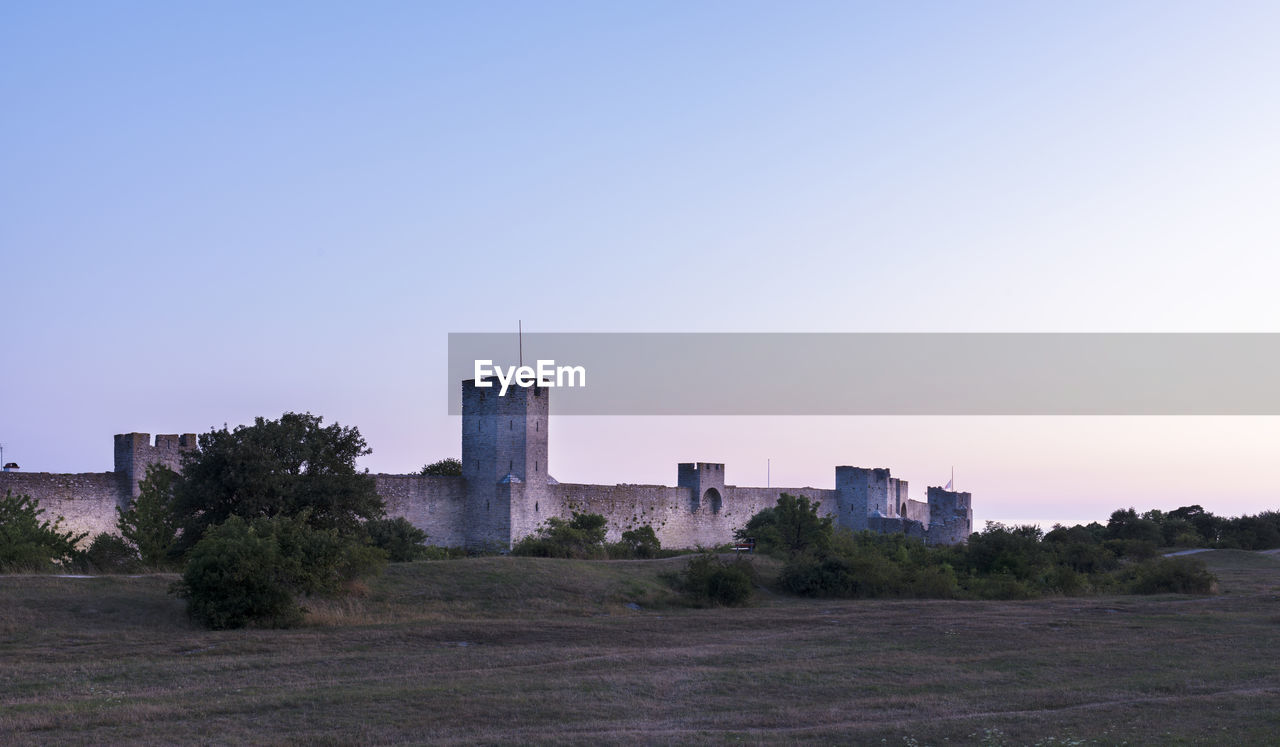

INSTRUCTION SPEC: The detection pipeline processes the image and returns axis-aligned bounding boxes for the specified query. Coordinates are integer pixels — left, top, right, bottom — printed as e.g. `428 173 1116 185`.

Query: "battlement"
463 377 548 403
155 434 198 450
677 462 723 483
113 432 197 498
834 466 892 484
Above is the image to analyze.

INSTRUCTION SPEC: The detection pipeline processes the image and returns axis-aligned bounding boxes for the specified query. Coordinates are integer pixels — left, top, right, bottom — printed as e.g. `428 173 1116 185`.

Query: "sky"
4 1 1280 529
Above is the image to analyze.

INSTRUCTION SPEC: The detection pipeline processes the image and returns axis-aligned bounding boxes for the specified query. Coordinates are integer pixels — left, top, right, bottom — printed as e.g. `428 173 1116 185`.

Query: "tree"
736 493 833 557
171 412 384 554
420 458 462 476
1105 508 1163 545
0 491 87 571
1169 505 1220 544
117 464 181 566
963 522 1049 579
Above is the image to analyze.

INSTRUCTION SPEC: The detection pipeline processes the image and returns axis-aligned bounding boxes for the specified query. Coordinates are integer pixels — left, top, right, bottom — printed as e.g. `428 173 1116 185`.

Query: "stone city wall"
0 471 127 542
373 474 469 548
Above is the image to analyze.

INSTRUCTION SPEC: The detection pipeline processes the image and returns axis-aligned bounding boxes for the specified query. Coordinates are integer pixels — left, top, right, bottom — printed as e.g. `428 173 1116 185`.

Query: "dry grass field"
2 550 1279 745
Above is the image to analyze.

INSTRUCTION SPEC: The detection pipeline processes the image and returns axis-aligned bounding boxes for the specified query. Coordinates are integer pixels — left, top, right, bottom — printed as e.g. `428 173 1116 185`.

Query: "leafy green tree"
963 522 1048 580
736 493 833 557
420 458 462 476
1105 508 1163 545
171 412 384 554
1169 505 1220 544
1217 513 1280 550
0 491 87 571
118 464 181 566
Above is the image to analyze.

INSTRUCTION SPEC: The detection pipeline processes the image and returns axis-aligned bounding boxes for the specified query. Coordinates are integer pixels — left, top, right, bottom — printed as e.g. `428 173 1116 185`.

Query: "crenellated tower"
113 432 197 502
677 462 725 514
460 377 550 548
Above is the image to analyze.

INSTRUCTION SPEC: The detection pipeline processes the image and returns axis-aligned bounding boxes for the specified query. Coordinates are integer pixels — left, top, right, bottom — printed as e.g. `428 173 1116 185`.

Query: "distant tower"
460 378 550 548
677 462 725 514
926 486 973 544
113 432 197 502
829 465 901 532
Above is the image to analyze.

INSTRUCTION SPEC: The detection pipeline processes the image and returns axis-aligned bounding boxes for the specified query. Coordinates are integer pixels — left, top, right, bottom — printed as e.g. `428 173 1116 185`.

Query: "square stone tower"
925 486 973 545
460 378 550 548
677 462 725 514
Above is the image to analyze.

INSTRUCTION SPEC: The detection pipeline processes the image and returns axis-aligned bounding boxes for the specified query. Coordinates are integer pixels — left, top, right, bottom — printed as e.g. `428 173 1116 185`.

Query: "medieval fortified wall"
1 380 973 548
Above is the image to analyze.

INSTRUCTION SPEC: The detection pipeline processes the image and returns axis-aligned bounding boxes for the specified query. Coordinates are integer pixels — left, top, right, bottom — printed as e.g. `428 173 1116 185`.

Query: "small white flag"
945 466 954 491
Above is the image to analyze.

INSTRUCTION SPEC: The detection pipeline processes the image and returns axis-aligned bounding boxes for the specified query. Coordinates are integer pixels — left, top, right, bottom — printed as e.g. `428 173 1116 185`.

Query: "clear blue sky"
4 1 1280 527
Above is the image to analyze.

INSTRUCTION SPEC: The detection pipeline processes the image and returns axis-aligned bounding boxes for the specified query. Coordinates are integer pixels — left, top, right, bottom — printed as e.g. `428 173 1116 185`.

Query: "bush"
679 553 755 606
962 573 1038 600
172 517 303 629
768 508 1226 601
364 517 430 562
1102 538 1158 560
1037 564 1087 595
171 514 387 629
780 540 960 599
84 532 141 573
780 555 861 597
512 512 609 559
1050 539 1118 574
910 563 962 598
1124 557 1217 594
418 545 469 560
610 525 661 559
0 491 87 571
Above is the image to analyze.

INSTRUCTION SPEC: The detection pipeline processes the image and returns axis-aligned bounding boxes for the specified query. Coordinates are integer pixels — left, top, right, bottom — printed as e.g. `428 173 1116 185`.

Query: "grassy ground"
2 551 1278 745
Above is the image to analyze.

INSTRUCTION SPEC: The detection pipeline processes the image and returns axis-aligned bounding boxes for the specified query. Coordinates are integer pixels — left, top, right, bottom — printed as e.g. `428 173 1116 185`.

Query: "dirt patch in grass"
2 552 1278 744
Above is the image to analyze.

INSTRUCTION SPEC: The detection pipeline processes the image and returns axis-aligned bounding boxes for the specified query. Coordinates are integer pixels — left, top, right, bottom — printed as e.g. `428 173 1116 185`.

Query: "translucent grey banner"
446 333 1280 415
